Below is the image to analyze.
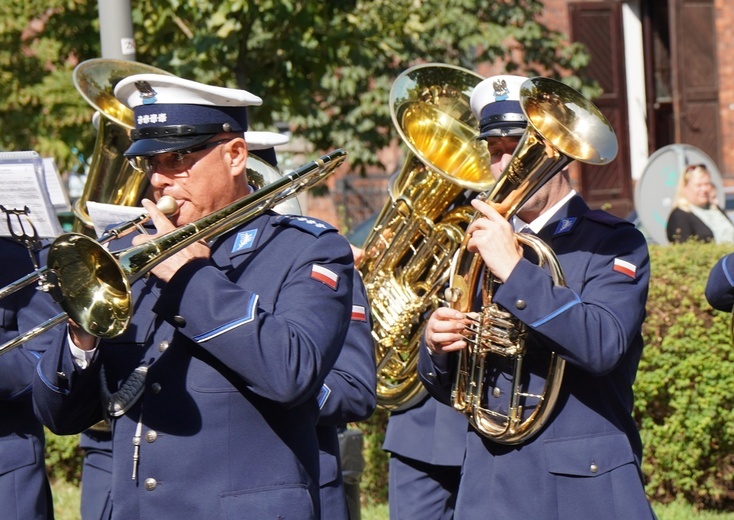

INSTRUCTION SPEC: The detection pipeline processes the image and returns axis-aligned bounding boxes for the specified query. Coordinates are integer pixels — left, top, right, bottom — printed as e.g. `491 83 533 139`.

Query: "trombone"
0 149 347 355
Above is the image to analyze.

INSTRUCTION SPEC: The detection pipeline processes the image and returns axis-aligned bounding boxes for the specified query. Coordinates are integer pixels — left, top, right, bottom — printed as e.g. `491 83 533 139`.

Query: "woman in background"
666 163 734 243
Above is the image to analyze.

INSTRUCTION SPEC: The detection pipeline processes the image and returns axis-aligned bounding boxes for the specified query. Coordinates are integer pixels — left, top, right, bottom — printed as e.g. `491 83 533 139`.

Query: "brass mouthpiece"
156 196 179 217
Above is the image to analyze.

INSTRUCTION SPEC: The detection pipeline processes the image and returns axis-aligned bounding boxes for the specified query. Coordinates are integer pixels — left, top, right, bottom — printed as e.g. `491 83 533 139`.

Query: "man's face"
146 138 249 226
485 133 565 222
486 136 521 180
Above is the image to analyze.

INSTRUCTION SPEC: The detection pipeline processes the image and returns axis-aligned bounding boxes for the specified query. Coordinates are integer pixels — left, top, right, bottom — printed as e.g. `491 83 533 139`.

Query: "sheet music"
87 201 144 239
0 152 63 238
42 157 72 212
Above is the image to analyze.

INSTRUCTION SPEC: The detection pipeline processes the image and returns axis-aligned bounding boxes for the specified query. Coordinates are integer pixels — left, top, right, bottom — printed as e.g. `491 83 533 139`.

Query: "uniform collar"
536 194 590 241
523 190 577 234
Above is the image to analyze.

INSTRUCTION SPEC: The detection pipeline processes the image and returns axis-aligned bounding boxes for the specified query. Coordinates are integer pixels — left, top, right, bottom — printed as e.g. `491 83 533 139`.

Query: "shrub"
44 429 83 485
637 242 734 509
355 408 389 504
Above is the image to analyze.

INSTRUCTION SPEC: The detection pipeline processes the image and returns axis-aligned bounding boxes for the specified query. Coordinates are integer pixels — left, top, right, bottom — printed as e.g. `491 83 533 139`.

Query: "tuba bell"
359 64 495 411
246 153 302 216
72 58 174 234
446 77 618 444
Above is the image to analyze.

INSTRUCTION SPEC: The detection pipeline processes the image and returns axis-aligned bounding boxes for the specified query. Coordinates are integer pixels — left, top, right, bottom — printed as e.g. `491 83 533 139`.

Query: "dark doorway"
570 1 633 217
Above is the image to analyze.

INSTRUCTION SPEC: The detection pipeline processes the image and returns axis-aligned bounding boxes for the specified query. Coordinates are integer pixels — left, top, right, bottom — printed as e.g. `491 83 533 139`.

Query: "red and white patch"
613 258 637 278
310 264 339 290
351 305 367 322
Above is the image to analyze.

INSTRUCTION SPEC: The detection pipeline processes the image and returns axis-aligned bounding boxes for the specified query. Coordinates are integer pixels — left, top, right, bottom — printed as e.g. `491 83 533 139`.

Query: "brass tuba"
446 77 618 444
247 154 302 216
359 64 495 410
72 59 174 233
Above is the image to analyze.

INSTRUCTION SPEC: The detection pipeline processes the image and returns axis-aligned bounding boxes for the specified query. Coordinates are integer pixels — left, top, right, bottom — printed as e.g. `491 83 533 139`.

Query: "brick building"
305 0 734 235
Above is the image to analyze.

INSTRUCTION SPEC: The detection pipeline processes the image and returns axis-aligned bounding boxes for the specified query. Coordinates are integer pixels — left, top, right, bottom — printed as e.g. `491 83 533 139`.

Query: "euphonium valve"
360 64 495 410
447 77 618 444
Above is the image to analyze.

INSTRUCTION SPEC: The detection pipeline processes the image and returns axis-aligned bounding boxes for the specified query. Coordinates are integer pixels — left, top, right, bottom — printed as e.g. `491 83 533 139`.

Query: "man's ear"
226 138 248 175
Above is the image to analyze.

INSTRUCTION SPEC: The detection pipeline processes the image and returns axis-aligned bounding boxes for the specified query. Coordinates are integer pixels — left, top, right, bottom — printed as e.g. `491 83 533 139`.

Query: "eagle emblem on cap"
493 79 509 101
134 80 158 105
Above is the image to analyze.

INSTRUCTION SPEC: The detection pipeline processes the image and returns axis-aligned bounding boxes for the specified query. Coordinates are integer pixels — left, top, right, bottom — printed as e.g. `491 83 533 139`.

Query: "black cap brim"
123 134 214 157
477 126 527 140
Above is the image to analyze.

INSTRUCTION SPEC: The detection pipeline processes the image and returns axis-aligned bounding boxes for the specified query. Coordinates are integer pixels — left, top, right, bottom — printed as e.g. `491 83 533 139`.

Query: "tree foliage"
1 0 592 174
0 1 100 174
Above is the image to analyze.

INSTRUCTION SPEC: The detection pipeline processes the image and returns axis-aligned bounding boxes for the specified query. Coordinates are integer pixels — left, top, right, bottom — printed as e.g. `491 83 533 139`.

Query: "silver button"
145 430 158 443
150 383 162 394
173 315 186 327
144 478 157 491
158 340 169 352
590 462 598 474
492 387 501 398
515 299 527 310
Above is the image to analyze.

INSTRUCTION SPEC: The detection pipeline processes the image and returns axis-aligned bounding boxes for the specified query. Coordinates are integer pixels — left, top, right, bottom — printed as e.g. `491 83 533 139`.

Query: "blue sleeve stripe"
530 293 582 328
35 363 70 396
723 256 734 288
193 294 258 343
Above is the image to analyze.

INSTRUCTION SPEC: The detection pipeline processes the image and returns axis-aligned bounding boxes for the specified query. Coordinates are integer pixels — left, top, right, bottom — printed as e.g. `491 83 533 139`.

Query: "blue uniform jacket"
382 395 467 467
0 238 56 520
317 273 376 520
705 253 734 311
33 212 354 520
419 196 656 520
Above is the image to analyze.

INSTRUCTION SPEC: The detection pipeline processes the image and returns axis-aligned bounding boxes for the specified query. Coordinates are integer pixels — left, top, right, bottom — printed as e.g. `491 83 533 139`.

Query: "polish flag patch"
311 264 339 290
351 305 367 322
613 258 637 278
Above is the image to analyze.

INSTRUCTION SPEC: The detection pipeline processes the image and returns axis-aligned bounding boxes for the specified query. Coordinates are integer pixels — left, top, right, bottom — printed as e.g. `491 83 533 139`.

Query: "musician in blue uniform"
317 271 376 519
705 252 734 311
33 74 354 519
0 237 56 520
75 141 293 520
418 75 657 519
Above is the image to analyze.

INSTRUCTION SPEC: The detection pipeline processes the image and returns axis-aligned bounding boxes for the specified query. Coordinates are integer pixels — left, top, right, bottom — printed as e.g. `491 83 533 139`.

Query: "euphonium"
72 59 174 234
446 77 618 444
359 64 495 410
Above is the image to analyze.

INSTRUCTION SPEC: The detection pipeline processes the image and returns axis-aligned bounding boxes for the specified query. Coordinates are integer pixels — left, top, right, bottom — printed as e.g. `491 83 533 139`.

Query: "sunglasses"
128 139 232 176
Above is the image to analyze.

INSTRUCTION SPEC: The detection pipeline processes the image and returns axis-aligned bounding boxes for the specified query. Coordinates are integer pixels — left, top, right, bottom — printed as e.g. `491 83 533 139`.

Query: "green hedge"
45 431 82 485
636 242 734 509
44 241 734 510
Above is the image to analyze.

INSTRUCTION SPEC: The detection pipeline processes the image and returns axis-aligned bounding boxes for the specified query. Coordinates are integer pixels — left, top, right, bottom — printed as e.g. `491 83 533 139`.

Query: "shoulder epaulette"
584 209 634 228
273 214 336 237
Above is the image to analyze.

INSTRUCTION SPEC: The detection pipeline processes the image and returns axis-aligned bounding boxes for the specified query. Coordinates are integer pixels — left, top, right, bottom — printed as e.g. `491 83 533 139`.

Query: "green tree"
0 1 100 173
1 0 591 174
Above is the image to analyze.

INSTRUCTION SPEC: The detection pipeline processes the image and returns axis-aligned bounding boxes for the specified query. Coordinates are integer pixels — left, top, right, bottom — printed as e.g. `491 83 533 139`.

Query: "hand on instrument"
424 307 475 354
350 245 365 266
466 198 523 282
132 198 211 282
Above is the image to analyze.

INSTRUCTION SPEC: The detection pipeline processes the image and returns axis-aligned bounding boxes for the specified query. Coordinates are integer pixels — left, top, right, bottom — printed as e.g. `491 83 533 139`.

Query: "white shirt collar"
522 189 577 234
